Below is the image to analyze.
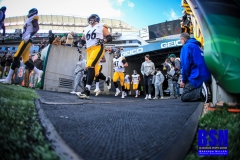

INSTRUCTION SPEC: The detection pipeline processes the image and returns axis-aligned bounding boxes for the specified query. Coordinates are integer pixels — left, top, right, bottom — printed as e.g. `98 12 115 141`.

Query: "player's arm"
31 16 39 36
123 61 128 67
103 24 112 43
122 57 128 67
100 56 106 62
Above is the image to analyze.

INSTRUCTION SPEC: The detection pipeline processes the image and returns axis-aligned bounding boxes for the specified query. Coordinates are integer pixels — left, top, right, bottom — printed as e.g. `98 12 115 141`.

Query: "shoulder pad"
33 15 39 20
103 24 109 29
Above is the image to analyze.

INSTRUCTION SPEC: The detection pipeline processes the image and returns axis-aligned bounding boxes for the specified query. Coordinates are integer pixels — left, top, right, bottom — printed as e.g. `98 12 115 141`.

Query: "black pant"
144 75 153 95
181 83 201 102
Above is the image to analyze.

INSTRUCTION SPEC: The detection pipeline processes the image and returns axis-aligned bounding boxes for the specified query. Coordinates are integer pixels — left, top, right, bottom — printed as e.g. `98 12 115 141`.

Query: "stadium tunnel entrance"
124 46 182 95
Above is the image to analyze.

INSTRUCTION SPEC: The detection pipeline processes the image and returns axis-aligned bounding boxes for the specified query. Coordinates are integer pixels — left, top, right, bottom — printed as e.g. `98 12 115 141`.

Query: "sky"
0 0 183 30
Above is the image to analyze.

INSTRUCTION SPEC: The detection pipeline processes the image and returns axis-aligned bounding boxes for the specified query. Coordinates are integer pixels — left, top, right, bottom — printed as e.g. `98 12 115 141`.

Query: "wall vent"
59 78 74 89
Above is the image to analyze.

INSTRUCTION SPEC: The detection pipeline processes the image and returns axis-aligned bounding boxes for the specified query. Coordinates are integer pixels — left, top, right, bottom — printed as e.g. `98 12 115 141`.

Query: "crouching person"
179 33 212 103
153 68 165 99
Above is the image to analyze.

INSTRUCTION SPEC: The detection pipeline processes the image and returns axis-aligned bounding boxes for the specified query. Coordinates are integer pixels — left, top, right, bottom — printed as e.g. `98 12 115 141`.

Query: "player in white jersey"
0 8 43 84
124 74 131 96
131 70 141 98
113 50 128 98
77 14 112 99
93 55 111 96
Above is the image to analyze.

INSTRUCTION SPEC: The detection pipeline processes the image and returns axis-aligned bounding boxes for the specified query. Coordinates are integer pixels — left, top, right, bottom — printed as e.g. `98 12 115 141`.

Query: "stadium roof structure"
4 15 139 33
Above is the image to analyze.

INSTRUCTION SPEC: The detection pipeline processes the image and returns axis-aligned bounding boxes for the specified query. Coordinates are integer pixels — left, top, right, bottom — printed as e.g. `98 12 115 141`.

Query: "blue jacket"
180 38 211 88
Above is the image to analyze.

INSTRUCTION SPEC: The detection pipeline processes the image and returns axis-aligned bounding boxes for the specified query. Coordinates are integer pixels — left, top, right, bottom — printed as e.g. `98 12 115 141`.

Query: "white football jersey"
132 74 140 84
113 56 125 72
22 15 38 39
124 75 130 84
84 23 105 48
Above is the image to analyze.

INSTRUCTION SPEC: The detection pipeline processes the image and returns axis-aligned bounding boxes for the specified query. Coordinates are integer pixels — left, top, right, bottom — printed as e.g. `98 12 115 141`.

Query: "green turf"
0 84 59 160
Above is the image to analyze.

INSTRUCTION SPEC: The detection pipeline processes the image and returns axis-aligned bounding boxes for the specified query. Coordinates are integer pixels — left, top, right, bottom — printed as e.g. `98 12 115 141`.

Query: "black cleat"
77 87 90 99
105 76 111 89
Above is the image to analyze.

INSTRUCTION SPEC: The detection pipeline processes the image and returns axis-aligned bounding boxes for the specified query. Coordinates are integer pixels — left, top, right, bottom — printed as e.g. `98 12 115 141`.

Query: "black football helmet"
28 8 38 18
114 50 121 58
0 6 6 13
88 14 100 25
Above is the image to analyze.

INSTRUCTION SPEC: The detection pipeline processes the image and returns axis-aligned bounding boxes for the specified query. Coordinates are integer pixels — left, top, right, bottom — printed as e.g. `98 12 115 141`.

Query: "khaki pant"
24 69 30 87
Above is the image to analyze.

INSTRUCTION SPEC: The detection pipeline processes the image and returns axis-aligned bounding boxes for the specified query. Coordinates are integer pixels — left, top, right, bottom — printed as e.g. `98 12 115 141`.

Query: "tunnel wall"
42 45 113 93
43 45 80 92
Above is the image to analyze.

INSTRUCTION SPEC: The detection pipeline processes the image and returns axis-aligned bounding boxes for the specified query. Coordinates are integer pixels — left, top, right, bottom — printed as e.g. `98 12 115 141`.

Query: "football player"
131 70 141 98
124 73 131 96
113 50 128 98
77 14 112 99
0 8 43 84
94 55 111 96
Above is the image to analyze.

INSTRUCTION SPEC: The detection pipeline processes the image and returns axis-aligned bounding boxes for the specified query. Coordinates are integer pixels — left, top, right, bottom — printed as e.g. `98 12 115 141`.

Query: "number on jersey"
86 29 96 40
114 61 119 67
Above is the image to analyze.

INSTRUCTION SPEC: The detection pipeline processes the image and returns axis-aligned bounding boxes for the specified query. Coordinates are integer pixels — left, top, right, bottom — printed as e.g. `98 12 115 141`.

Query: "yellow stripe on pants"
86 45 104 76
14 40 32 63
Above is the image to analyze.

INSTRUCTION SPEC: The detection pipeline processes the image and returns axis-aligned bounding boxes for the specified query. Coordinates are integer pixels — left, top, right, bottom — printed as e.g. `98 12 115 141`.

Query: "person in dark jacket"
0 52 6 78
0 6 6 36
12 57 20 84
5 52 13 76
48 30 55 44
179 33 212 103
73 38 80 47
